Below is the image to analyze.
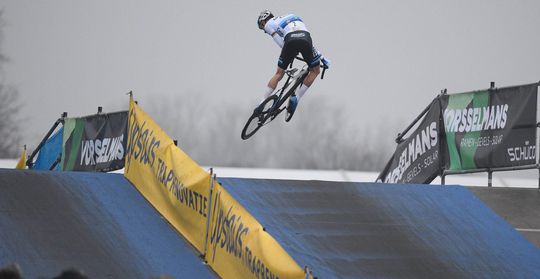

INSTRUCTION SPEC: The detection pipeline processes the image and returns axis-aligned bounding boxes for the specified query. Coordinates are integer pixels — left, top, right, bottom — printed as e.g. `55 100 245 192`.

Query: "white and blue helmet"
257 10 274 29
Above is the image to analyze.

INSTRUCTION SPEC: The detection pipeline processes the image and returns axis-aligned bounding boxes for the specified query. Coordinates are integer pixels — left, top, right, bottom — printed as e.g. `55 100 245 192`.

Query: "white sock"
296 83 310 101
261 86 274 103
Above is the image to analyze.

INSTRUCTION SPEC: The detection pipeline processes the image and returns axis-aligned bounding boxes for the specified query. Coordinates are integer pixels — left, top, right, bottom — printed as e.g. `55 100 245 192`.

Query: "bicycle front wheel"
241 95 278 140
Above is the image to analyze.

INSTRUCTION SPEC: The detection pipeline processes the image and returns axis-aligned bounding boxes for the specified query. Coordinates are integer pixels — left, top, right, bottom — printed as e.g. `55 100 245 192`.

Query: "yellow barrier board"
206 182 305 279
124 96 211 252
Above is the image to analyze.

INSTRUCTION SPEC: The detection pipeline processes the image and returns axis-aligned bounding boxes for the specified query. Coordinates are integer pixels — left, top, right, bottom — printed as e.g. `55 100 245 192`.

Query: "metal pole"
444 164 538 174
396 90 447 143
488 170 493 187
49 154 62 171
26 113 66 168
396 102 432 143
202 168 215 260
537 81 540 189
537 81 539 189
437 94 446 186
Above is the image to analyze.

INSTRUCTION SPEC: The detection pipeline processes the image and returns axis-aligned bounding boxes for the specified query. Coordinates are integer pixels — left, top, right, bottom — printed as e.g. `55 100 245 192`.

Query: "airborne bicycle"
241 58 328 140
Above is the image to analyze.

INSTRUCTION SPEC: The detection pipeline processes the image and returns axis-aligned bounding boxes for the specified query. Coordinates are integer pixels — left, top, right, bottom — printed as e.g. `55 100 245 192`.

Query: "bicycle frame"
272 67 309 115
241 57 328 140
273 55 325 108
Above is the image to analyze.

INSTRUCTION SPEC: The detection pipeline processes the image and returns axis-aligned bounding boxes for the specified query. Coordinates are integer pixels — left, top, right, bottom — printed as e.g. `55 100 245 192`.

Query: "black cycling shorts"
278 31 320 69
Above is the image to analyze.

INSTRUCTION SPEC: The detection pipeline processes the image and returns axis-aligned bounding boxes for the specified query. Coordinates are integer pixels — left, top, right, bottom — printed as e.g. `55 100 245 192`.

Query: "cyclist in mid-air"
256 10 330 116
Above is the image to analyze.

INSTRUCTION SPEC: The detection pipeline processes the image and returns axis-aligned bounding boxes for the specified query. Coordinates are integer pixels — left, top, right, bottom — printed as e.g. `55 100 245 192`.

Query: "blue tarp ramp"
218 178 540 278
0 169 215 278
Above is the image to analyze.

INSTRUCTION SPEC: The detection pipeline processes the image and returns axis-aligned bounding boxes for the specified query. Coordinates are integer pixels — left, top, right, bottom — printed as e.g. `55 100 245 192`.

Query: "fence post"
202 168 215 261
441 173 446 185
437 92 446 186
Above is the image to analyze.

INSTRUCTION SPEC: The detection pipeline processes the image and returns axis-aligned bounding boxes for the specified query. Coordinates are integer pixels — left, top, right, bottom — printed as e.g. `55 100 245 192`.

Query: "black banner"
441 84 537 170
62 111 128 172
377 98 442 184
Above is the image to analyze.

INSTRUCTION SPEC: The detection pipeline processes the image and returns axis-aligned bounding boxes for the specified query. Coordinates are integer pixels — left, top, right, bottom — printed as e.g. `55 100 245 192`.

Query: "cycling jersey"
263 14 309 38
263 14 321 69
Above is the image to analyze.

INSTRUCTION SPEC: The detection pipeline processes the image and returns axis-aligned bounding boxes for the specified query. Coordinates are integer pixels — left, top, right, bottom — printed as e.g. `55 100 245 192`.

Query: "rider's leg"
296 65 320 101
295 32 321 102
263 67 285 102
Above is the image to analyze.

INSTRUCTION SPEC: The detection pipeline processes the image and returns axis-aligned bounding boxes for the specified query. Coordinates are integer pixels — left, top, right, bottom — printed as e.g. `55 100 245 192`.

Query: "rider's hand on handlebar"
321 57 331 69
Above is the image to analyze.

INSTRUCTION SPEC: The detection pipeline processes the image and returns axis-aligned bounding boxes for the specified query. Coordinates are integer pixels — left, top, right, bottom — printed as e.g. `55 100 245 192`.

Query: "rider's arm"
264 19 284 48
271 33 284 48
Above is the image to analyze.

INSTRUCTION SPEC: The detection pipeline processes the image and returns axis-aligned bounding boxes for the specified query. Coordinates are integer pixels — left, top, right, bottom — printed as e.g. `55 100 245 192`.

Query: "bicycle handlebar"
321 66 327 80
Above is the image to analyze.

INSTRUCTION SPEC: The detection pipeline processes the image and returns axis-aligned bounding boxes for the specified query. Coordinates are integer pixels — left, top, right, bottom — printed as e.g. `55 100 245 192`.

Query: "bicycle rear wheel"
241 95 278 140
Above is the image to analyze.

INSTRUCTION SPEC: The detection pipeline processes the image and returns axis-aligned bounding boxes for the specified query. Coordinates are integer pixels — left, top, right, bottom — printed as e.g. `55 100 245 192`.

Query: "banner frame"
439 82 540 188
379 81 540 188
441 164 540 187
26 113 66 169
376 94 444 184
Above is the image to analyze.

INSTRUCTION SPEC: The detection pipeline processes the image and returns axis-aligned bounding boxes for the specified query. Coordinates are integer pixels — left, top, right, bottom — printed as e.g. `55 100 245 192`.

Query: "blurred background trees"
143 92 398 171
0 10 22 158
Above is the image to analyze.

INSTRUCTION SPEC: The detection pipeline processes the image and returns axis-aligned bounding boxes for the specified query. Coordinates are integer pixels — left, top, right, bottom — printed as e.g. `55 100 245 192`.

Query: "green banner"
441 84 537 171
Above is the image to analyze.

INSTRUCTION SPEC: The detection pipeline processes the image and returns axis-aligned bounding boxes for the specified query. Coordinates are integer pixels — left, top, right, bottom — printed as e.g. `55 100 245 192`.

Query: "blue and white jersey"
262 13 325 65
263 14 308 39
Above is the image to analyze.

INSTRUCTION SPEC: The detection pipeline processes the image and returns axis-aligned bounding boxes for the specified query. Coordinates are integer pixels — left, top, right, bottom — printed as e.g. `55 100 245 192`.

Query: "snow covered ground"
208 166 540 188
2 159 538 188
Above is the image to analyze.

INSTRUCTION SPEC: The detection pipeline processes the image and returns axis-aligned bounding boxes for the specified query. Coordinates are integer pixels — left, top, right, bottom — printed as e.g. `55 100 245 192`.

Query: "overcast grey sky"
2 0 540 147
